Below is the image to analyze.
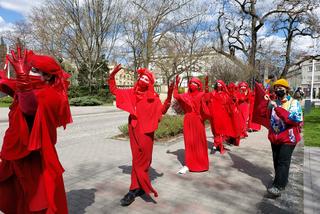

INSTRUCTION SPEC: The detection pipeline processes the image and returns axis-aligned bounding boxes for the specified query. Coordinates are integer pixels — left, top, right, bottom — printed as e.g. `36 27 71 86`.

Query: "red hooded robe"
108 68 171 197
237 82 251 137
0 54 72 214
208 80 235 153
174 77 209 171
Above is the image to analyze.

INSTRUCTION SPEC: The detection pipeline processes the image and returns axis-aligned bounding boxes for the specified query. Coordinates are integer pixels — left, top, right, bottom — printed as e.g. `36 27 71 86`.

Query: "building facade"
108 64 135 87
287 58 320 99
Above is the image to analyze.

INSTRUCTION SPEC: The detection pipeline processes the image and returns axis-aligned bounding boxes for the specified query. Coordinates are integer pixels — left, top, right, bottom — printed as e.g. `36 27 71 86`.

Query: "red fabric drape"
175 88 209 172
252 82 269 129
0 85 71 214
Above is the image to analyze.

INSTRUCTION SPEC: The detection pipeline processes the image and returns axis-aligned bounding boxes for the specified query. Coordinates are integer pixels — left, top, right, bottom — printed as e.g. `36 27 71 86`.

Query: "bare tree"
122 0 199 70
154 14 210 86
29 0 123 93
271 0 320 77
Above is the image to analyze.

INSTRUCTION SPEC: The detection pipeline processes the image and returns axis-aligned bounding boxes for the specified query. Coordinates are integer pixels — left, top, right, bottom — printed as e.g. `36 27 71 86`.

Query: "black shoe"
120 191 135 206
133 189 145 197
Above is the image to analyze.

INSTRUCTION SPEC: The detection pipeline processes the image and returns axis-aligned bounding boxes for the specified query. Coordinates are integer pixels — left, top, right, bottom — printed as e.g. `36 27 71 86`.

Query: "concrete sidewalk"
304 146 320 214
0 105 120 122
62 127 304 214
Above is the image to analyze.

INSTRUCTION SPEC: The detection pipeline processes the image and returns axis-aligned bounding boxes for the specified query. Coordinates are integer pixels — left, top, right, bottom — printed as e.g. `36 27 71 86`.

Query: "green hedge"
0 96 13 103
118 115 184 140
68 85 115 104
69 96 104 106
0 96 13 107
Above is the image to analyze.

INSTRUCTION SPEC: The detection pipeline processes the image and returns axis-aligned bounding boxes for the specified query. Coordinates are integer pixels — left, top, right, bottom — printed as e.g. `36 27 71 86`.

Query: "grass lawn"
0 102 11 107
303 108 320 147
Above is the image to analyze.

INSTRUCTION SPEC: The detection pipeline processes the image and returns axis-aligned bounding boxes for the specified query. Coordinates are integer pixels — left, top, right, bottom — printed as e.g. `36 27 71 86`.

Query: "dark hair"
268 74 275 79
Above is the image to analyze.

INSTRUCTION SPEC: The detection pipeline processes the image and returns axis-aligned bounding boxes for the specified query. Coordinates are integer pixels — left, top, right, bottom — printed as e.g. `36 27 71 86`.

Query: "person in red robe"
0 47 72 214
207 80 235 154
248 84 262 132
173 76 209 174
108 64 173 206
237 82 251 138
227 82 243 146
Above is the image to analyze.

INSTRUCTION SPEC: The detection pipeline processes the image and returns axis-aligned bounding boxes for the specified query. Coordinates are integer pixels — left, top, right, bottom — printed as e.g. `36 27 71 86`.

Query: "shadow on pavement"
229 152 273 187
118 165 164 181
166 149 185 166
67 188 96 214
140 193 157 204
256 200 292 214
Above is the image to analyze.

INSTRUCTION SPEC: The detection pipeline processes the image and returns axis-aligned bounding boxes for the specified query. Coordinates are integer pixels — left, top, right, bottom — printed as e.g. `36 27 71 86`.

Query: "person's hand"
167 81 174 97
7 46 32 91
110 64 122 78
7 46 31 77
270 101 277 108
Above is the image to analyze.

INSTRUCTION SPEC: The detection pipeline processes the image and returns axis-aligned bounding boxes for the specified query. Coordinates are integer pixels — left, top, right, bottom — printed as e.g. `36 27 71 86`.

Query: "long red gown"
0 81 72 214
0 53 72 214
108 69 171 197
174 78 209 172
208 80 235 153
237 82 251 137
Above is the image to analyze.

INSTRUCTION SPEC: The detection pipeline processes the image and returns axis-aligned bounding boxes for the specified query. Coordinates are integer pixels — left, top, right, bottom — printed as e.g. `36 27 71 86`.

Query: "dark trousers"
271 143 296 189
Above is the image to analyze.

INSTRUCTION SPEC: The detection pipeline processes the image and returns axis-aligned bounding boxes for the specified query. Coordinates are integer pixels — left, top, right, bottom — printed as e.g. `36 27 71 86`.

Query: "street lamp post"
310 58 315 102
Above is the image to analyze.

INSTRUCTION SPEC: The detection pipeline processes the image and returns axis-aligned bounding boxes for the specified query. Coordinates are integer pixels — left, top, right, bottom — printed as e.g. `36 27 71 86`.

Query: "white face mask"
139 75 150 84
29 67 42 76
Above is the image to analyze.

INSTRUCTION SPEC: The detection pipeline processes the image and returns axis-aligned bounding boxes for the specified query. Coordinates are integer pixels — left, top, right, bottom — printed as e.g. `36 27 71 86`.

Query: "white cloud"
292 36 317 55
0 16 14 32
260 35 285 52
0 0 45 15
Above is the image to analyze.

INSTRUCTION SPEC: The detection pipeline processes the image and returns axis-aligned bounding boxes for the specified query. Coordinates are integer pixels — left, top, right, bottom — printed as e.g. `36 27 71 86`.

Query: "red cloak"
208 80 237 152
108 68 170 197
0 85 71 214
174 78 209 172
237 82 250 137
0 52 72 214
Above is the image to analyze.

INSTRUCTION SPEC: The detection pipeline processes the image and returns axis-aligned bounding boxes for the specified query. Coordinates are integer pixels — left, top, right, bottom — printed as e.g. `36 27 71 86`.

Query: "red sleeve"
173 87 181 101
18 91 38 116
108 77 118 95
274 107 300 126
161 97 171 114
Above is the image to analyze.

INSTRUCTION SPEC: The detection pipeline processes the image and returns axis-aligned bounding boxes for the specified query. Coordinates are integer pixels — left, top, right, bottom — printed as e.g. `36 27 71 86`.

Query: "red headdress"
29 54 71 97
134 68 157 100
188 77 203 92
29 54 72 127
137 68 155 85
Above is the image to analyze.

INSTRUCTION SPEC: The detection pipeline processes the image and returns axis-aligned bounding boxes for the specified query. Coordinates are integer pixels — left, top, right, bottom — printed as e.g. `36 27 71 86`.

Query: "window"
316 65 320 71
308 66 313 72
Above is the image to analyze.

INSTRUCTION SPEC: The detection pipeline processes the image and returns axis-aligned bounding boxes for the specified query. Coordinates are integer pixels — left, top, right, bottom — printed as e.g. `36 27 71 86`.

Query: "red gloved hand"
7 46 32 91
175 75 180 88
109 64 122 80
167 81 174 100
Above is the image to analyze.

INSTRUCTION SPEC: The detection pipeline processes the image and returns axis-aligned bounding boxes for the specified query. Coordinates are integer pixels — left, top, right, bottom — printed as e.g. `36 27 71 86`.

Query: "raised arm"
173 75 181 100
162 81 174 114
107 64 122 95
7 47 38 115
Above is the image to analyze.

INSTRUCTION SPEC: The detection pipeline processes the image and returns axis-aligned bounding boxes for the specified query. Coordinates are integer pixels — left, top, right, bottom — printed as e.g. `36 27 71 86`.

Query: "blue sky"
0 0 318 54
0 0 43 32
0 7 24 22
